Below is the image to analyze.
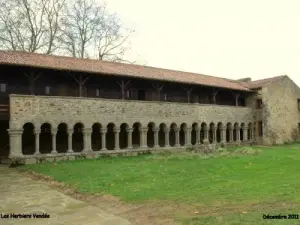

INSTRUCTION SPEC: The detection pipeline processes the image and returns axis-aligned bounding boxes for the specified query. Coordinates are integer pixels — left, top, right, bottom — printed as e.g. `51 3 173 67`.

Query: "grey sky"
104 0 300 86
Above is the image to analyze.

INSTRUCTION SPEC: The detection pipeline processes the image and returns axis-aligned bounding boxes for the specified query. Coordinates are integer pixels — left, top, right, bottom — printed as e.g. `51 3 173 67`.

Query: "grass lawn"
23 144 300 225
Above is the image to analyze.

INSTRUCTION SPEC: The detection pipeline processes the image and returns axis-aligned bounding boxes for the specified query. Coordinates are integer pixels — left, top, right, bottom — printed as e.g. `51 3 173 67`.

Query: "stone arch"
209 122 215 144
56 123 68 153
132 122 141 148
248 122 252 140
40 123 52 154
191 123 198 145
159 123 167 147
91 123 102 151
240 123 245 141
147 122 156 148
106 123 116 150
233 123 239 142
217 122 223 143
226 123 232 142
200 122 207 144
73 122 84 152
22 122 35 155
179 123 187 146
169 123 177 147
120 123 129 149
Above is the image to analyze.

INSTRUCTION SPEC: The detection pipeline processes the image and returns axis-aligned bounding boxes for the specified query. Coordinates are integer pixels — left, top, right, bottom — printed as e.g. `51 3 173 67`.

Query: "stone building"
0 51 299 163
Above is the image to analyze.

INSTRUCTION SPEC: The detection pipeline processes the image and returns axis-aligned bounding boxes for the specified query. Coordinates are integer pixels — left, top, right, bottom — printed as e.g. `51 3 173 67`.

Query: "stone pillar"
100 128 107 150
243 127 248 142
67 129 73 153
221 128 226 144
113 128 120 150
229 128 234 143
175 128 180 147
203 127 209 144
83 128 92 152
236 126 241 144
212 128 217 144
8 129 23 158
253 125 256 141
153 128 159 148
196 128 200 145
51 128 57 154
126 128 133 149
184 127 192 146
34 129 40 155
139 127 148 148
164 127 170 148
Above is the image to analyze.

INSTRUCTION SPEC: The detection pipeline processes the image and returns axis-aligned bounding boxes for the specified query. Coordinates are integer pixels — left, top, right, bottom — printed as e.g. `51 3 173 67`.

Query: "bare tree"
0 0 66 54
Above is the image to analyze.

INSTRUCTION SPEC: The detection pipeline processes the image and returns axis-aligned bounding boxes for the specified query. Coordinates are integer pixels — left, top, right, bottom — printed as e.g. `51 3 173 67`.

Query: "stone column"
8 129 23 158
212 128 217 144
229 128 234 143
113 128 120 150
67 129 73 153
100 128 107 150
236 126 241 144
221 127 226 144
139 127 148 148
184 127 192 146
83 128 92 152
51 128 57 154
126 128 133 149
34 129 41 155
196 128 200 145
203 127 209 144
243 127 248 142
175 128 180 147
164 127 170 148
153 128 159 148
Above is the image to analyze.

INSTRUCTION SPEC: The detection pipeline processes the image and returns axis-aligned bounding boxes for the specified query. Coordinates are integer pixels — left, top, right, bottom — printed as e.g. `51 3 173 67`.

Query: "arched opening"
22 123 35 155
120 123 128 149
92 123 102 151
248 123 252 140
40 123 52 154
209 123 215 143
57 123 68 153
217 122 222 143
200 123 206 144
132 122 141 148
0 120 9 158
240 123 245 141
233 123 238 141
147 122 155 148
106 123 115 150
226 123 232 142
159 123 166 147
179 123 186 146
169 123 177 147
191 123 198 145
73 123 84 152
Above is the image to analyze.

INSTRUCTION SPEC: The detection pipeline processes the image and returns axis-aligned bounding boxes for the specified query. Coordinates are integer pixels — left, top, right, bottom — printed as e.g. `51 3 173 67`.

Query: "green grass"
24 144 300 224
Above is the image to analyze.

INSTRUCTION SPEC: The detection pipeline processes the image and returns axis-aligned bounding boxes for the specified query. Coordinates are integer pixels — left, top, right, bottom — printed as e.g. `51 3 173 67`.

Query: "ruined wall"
9 95 254 129
261 77 300 144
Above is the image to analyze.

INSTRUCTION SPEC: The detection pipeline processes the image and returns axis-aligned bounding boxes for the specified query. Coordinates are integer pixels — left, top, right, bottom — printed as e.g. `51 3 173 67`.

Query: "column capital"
153 127 159 132
203 127 209 132
243 126 249 130
67 129 73 134
139 127 148 133
7 129 23 135
174 127 180 132
51 128 58 135
100 128 107 134
83 128 92 134
183 127 192 132
163 127 170 133
126 127 133 133
113 128 120 133
34 129 41 135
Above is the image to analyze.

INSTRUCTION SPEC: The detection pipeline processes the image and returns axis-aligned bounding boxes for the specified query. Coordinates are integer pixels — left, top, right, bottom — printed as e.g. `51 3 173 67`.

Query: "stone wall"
261 76 300 144
9 95 254 129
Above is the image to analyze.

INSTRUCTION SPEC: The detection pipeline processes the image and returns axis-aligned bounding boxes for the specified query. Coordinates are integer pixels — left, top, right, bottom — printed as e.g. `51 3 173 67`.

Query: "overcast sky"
104 0 300 86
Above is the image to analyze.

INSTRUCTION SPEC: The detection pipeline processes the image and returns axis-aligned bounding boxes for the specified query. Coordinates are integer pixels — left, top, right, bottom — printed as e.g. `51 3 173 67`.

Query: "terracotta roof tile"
0 50 250 91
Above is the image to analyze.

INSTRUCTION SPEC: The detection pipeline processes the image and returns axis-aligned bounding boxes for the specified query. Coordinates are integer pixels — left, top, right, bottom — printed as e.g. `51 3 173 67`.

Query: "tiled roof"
243 75 286 89
0 50 251 91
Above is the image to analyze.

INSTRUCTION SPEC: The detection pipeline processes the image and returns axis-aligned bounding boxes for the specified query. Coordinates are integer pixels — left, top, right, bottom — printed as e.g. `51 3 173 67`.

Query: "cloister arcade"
18 121 255 156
